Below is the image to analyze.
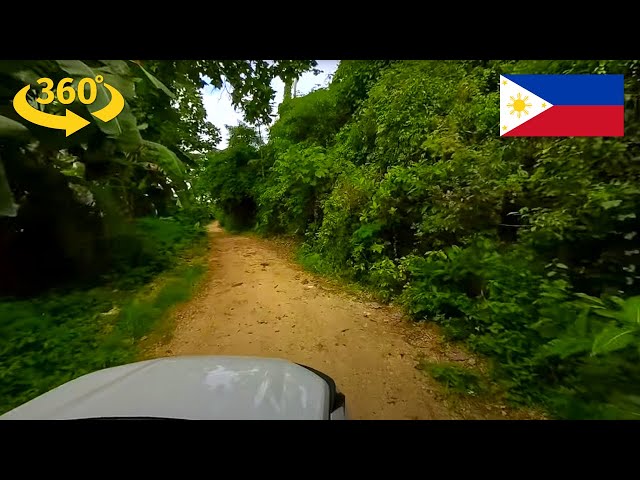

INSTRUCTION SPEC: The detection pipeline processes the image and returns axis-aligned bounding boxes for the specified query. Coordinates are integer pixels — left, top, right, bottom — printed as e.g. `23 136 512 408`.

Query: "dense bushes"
270 88 348 147
0 59 317 414
104 214 207 285
192 125 262 231
0 216 207 414
200 60 640 418
1 60 312 296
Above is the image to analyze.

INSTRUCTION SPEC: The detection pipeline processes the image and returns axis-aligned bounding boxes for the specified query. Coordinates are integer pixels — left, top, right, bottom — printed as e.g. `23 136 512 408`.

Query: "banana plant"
0 60 183 217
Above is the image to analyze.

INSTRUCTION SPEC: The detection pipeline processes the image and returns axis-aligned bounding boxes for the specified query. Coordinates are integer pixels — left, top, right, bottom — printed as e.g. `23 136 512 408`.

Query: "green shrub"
271 88 348 148
421 361 487 396
0 217 206 415
116 263 205 341
255 142 337 235
187 59 640 418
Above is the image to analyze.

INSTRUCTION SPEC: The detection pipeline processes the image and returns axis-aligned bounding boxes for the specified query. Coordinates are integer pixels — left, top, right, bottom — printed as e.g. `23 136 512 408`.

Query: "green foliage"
200 59 640 418
105 216 207 285
193 124 263 231
8 58 635 418
0 288 125 413
55 60 143 149
256 142 337 234
116 263 205 341
1 59 316 295
0 218 206 415
531 293 640 418
272 88 348 147
0 58 322 414
0 60 189 295
129 60 317 152
331 60 398 114
420 361 487 396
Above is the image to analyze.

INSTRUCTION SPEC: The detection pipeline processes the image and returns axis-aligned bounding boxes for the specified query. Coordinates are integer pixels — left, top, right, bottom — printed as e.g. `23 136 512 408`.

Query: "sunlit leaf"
133 63 175 99
601 199 622 210
591 326 635 356
140 140 185 183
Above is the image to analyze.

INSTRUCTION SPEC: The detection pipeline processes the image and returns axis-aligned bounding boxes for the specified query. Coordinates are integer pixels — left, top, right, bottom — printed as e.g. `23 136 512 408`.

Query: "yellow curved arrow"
92 83 124 122
12 85 90 137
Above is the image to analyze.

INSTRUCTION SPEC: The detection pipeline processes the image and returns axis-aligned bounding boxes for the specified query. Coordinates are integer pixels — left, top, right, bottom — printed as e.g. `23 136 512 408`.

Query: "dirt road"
150 222 539 420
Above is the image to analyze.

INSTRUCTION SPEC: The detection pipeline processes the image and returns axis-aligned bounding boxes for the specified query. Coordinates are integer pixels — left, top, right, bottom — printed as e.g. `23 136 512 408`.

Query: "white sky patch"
201 82 244 146
202 60 340 148
500 75 553 136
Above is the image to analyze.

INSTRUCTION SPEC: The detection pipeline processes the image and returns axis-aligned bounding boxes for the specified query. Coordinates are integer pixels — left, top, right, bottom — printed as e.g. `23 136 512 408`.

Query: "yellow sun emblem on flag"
507 92 533 119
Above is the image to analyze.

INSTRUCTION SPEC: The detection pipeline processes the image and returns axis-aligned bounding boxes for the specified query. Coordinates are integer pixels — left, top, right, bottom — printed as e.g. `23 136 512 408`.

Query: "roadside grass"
0 219 209 415
415 357 546 419
114 262 207 350
418 360 490 397
261 233 546 418
294 244 390 301
128 261 208 353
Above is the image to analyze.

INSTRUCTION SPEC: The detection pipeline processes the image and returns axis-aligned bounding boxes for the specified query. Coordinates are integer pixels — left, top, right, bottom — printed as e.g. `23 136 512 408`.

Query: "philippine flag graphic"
500 74 624 137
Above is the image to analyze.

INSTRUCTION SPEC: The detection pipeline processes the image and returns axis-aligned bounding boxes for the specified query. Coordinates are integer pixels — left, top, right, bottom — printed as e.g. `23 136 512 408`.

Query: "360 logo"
12 76 124 137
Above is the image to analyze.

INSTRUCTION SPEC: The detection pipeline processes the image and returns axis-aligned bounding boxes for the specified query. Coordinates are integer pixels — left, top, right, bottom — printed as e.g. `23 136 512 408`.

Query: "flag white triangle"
499 75 553 136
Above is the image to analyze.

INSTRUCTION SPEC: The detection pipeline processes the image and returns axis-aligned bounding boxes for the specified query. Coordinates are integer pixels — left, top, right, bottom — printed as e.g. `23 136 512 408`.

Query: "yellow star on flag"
542 102 547 108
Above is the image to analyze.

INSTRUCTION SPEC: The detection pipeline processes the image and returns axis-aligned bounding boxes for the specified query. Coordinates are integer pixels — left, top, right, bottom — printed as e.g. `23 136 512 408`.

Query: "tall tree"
0 59 317 294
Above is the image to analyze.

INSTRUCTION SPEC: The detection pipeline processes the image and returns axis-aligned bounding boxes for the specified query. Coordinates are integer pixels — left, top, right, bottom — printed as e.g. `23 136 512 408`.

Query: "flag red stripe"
503 106 624 137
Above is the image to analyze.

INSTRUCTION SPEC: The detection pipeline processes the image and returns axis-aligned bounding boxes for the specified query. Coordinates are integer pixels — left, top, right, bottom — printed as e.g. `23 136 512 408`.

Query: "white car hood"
0 356 331 420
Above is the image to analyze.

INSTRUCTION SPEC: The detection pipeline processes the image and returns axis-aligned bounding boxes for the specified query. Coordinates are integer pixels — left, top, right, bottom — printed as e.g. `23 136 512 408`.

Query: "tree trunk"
283 78 292 101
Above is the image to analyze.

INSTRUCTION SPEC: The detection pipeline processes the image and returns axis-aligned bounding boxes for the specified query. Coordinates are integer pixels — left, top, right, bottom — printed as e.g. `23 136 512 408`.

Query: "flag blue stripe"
503 74 624 106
